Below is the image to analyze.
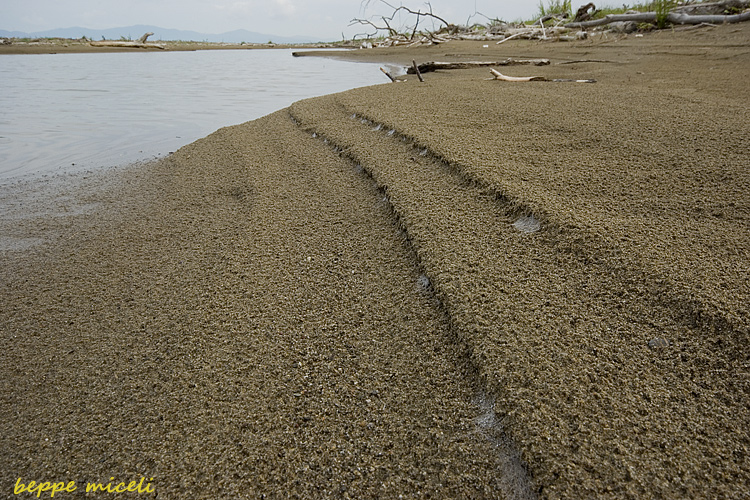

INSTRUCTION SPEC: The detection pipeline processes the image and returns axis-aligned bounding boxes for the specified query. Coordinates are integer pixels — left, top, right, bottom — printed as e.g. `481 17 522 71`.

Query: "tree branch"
351 0 452 39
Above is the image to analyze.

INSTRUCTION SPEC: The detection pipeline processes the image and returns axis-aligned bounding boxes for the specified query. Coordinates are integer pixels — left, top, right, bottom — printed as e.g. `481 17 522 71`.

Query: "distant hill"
0 25 328 44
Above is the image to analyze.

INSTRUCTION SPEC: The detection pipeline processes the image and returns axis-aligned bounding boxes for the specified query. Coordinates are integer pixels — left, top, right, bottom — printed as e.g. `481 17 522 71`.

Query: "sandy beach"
1 23 748 498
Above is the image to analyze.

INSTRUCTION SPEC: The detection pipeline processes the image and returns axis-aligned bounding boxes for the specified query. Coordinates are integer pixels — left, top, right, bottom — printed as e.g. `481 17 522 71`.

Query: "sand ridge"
288 90 748 496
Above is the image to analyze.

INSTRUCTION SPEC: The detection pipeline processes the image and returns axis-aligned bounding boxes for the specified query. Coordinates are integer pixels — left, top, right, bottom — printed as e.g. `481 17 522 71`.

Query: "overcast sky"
2 0 595 40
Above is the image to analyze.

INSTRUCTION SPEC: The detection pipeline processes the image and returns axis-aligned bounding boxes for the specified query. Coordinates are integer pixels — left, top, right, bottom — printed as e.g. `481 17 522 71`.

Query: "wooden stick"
380 67 396 82
489 68 546 82
412 60 424 82
550 78 597 83
489 68 596 83
408 59 549 74
559 59 616 65
495 32 529 45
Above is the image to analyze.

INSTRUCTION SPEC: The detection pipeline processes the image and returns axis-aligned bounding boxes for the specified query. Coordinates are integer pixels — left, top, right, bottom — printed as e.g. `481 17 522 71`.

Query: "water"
0 49 386 180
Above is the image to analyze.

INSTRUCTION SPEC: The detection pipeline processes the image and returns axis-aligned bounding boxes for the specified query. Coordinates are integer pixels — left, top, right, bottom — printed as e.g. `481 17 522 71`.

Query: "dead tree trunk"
408 59 550 74
667 10 750 24
89 32 165 49
574 3 596 22
566 8 750 28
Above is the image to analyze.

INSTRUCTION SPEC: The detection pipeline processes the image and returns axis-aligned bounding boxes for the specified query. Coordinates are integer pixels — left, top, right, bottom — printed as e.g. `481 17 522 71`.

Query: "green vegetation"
587 0 679 18
533 0 673 23
654 0 678 27
523 0 739 32
527 0 732 26
589 4 636 17
578 0 681 27
535 0 572 19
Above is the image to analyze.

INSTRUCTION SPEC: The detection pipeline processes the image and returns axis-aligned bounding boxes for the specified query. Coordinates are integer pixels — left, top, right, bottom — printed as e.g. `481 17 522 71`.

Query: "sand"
1 24 748 499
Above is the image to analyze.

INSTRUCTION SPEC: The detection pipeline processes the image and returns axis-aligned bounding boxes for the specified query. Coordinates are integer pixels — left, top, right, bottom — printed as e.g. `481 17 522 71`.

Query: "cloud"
213 1 254 15
210 0 296 20
0 0 560 40
273 0 296 17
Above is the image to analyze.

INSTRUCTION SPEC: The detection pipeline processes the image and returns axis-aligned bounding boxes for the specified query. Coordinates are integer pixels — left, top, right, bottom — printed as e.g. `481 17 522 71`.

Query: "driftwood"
574 3 596 22
673 22 719 31
489 69 545 82
489 68 596 83
495 25 587 44
351 1 453 41
566 12 661 28
675 0 750 15
558 59 617 64
495 32 527 45
89 32 165 49
411 60 424 82
380 67 401 82
566 8 750 28
408 58 550 74
667 10 750 24
353 0 750 49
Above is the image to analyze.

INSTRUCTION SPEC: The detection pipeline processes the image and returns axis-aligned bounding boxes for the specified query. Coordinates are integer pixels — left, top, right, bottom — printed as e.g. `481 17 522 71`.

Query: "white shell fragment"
513 215 541 233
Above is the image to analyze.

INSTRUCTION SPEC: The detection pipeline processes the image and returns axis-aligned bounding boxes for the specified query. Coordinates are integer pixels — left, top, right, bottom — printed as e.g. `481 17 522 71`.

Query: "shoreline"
1 23 748 498
0 39 355 55
0 48 385 183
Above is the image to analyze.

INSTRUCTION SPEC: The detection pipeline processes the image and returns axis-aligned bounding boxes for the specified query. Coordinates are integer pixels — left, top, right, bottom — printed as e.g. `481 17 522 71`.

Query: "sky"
1 0 596 40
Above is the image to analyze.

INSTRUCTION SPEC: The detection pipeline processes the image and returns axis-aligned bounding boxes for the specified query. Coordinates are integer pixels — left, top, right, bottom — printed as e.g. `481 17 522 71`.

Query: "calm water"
0 49 386 180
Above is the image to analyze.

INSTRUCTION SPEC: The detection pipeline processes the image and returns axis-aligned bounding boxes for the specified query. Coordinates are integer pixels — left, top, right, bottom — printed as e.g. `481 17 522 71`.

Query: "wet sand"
1 24 749 498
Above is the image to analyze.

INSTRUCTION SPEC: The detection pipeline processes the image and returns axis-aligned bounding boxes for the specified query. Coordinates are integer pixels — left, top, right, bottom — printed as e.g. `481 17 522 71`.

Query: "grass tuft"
536 0 573 19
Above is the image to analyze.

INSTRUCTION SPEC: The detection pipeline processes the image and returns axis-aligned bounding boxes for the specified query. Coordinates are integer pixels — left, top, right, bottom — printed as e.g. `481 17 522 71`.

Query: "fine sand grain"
1 24 749 499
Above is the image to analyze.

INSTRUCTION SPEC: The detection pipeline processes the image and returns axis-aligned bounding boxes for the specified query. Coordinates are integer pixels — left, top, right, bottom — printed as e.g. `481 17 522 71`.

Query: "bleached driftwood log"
667 10 750 24
89 32 166 49
566 6 750 28
674 0 750 15
489 68 596 83
353 0 750 49
408 58 550 74
489 69 545 82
